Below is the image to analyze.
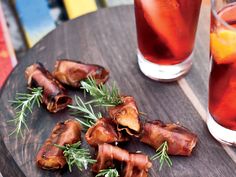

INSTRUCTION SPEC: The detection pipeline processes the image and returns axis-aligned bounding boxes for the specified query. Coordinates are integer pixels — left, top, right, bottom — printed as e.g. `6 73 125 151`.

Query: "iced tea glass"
134 0 202 81
207 0 236 145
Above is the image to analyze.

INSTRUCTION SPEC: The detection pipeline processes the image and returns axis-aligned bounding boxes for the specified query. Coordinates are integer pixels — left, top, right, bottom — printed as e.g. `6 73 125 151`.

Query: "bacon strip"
140 120 198 156
85 118 129 147
108 96 141 136
53 59 109 88
93 143 152 177
36 119 81 170
124 153 151 177
93 143 130 172
25 63 72 113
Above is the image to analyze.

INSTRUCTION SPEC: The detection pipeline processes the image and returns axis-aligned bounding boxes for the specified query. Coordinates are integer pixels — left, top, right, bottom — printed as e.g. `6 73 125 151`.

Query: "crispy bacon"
25 63 72 113
36 119 81 170
108 96 141 136
93 143 130 172
93 143 152 177
123 153 152 177
85 118 129 147
53 59 109 88
140 120 198 156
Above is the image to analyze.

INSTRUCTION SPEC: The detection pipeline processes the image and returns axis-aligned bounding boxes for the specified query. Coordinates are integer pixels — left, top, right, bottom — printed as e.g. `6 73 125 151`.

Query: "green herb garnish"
80 77 122 107
68 96 102 128
151 141 172 171
54 141 96 172
9 87 43 137
96 168 119 177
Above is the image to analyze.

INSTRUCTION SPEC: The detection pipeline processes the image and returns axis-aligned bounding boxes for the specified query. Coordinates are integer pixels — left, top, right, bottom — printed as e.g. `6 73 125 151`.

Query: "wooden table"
0 5 235 177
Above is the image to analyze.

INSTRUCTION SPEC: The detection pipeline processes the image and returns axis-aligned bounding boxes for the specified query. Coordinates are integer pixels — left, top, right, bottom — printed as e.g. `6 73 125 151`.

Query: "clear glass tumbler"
134 0 202 81
207 0 236 145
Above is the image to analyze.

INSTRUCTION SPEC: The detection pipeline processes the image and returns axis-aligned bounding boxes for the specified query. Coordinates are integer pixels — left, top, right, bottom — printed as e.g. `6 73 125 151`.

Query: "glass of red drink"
134 0 202 81
207 0 236 145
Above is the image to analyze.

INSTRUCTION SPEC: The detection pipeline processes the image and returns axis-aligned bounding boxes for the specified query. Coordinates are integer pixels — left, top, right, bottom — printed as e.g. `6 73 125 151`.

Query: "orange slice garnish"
210 29 236 64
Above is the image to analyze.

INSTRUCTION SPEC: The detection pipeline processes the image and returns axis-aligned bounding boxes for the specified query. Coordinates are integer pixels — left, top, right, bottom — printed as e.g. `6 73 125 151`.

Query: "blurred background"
0 0 133 87
1 0 133 57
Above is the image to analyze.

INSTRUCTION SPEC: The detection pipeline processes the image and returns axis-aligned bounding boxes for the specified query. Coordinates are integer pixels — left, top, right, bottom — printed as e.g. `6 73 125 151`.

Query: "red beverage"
134 0 202 65
209 3 236 130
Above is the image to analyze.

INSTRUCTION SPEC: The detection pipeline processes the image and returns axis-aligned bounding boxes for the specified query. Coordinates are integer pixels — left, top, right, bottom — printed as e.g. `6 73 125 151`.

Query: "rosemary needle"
68 96 102 128
54 141 96 172
80 77 122 107
8 87 43 137
150 141 172 171
96 168 119 177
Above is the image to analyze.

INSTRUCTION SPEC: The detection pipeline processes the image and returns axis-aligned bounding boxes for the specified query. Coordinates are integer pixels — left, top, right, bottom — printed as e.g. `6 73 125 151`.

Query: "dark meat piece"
85 118 129 147
140 120 198 156
53 59 109 88
123 153 152 177
108 96 141 136
25 63 72 113
36 119 81 170
92 143 130 173
93 143 152 177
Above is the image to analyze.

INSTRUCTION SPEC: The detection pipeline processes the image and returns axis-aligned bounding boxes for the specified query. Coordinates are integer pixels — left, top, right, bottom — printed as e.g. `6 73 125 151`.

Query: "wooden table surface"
0 5 236 177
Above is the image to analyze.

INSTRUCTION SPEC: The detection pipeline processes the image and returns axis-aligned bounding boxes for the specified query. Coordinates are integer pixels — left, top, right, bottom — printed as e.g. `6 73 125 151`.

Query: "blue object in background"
14 0 56 47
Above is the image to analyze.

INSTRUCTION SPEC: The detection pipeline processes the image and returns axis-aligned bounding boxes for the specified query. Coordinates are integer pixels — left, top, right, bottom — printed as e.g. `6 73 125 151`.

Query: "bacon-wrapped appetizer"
25 63 72 113
85 118 129 147
93 143 129 172
124 153 152 177
79 78 141 136
53 59 109 88
108 96 141 136
93 143 152 177
140 120 198 156
36 119 81 170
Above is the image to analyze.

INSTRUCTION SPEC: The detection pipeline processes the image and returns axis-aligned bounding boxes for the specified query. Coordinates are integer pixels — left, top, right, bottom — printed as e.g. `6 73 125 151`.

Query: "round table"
0 5 235 177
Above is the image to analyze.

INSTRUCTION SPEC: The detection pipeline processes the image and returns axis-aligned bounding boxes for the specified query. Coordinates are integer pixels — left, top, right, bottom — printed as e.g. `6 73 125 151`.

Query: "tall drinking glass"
207 0 236 145
134 0 202 81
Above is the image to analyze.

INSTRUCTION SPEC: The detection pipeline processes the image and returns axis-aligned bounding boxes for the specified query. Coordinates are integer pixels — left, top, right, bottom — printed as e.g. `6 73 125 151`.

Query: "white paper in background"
106 0 133 6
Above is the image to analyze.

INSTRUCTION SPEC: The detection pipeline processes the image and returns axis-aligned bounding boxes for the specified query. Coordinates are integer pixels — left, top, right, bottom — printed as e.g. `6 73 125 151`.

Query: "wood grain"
0 5 235 177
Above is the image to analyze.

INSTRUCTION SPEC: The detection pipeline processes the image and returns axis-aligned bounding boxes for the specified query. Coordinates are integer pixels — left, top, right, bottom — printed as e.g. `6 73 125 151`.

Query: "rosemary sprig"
150 141 172 171
96 168 119 177
8 87 43 137
68 96 102 128
80 77 122 107
55 141 96 172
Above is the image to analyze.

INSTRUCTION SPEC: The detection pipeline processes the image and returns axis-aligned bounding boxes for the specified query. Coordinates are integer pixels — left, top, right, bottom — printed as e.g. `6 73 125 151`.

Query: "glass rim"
211 0 236 31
